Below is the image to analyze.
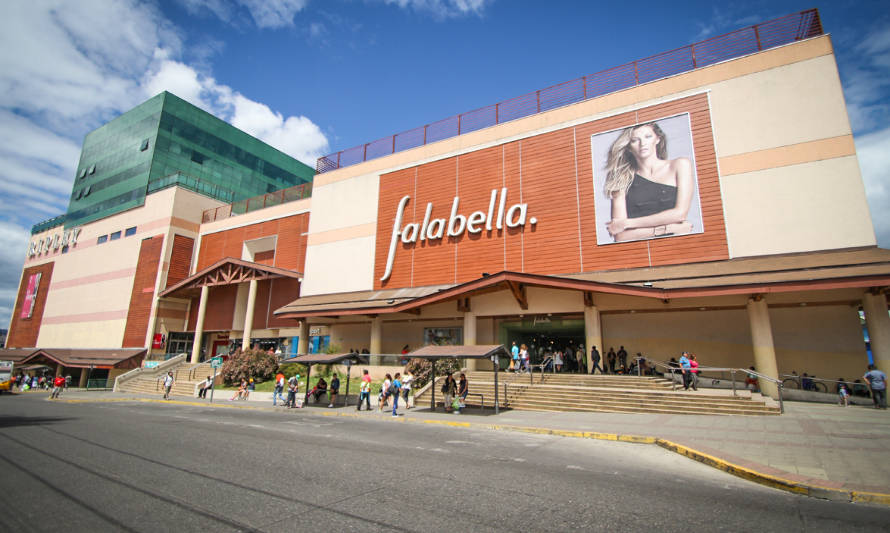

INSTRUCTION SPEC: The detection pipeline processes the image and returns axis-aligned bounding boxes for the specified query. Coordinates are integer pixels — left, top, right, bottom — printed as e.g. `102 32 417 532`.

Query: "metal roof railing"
316 9 822 174
202 181 312 223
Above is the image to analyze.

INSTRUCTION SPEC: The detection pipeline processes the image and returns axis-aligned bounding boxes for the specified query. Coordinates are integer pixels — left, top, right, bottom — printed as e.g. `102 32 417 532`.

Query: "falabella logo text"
381 188 536 282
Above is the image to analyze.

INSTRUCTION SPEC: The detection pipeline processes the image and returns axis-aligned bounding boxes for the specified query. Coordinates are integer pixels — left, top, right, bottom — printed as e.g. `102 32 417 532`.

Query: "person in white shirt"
401 371 414 409
162 371 175 400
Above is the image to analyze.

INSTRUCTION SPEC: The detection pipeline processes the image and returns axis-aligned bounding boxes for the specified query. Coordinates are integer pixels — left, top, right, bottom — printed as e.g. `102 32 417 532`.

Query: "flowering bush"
404 357 460 389
221 349 278 384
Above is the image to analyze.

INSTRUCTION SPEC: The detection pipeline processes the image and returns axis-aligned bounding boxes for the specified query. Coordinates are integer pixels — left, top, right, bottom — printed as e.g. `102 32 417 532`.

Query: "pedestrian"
379 373 392 411
688 353 700 391
837 378 850 407
520 344 530 373
245 378 255 400
162 371 174 400
328 373 340 407
512 345 520 373
442 374 457 412
230 378 247 401
391 372 402 417
679 352 692 390
457 373 469 413
357 369 371 411
273 371 286 406
50 375 66 399
617 346 628 370
590 346 605 374
402 371 414 409
286 374 300 408
198 376 213 398
864 364 887 409
607 347 617 374
745 366 759 392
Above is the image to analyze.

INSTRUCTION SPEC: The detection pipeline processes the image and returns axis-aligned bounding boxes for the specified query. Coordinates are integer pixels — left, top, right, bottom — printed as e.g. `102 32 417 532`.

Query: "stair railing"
114 353 187 392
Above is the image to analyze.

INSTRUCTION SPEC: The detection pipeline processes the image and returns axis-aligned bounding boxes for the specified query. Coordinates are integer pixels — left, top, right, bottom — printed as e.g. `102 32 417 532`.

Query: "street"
0 394 888 532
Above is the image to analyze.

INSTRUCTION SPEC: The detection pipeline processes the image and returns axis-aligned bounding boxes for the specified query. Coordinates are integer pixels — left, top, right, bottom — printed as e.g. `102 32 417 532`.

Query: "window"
88 164 96 175
76 189 84 200
83 185 92 197
140 138 150 151
109 231 121 241
124 226 137 237
97 235 108 244
79 168 87 179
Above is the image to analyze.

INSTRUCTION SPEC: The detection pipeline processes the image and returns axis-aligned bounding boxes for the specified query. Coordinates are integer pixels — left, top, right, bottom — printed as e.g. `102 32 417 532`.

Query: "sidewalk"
49 389 890 503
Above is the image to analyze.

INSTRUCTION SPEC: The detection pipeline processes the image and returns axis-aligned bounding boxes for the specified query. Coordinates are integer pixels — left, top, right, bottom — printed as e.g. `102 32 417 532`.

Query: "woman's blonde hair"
603 122 668 198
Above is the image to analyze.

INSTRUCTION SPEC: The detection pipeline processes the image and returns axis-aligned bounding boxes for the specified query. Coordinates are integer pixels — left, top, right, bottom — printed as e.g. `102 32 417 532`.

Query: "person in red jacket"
50 375 66 399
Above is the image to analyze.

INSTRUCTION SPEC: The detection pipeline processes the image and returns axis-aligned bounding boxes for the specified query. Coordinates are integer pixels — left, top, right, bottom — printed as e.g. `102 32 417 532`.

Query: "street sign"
210 357 223 369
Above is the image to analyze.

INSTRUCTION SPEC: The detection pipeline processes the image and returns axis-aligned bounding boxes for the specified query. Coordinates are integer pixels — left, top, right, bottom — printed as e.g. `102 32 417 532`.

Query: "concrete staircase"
117 360 216 398
415 371 780 416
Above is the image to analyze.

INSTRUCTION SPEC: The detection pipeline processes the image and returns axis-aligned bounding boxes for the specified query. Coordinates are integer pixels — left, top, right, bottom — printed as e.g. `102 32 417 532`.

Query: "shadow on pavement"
0 415 76 429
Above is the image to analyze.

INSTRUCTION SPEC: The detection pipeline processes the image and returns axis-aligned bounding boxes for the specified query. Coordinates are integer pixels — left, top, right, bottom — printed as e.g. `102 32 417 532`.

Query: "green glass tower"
50 91 314 230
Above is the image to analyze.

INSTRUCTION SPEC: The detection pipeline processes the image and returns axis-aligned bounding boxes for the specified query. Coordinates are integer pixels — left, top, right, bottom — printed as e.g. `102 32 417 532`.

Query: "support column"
863 290 890 375
464 311 478 370
78 370 89 388
370 316 383 365
242 279 258 351
144 296 161 350
297 320 309 355
584 305 602 374
746 297 780 399
190 285 209 363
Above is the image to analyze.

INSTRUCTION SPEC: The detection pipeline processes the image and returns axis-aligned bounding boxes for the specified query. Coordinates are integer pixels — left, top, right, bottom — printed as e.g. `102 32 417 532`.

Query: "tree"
221 349 278 384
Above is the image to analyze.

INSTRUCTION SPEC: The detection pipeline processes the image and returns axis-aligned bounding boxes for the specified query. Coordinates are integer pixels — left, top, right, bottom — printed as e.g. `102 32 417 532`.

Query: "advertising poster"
591 113 704 245
20 272 42 319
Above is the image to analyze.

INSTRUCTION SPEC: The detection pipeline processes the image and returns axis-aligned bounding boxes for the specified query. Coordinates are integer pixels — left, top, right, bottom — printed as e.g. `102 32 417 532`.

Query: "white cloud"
182 0 308 28
855 128 890 248
0 0 330 329
379 0 491 18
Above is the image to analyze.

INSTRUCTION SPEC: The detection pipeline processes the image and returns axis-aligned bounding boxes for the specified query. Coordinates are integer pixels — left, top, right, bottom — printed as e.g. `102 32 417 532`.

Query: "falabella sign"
381 187 537 282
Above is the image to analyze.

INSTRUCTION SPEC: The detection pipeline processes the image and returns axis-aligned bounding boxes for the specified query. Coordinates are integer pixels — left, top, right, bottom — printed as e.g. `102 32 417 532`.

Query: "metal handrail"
316 9 822 174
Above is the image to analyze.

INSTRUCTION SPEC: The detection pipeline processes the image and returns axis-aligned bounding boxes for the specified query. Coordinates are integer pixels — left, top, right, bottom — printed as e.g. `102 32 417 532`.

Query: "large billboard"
590 113 704 245
20 272 42 319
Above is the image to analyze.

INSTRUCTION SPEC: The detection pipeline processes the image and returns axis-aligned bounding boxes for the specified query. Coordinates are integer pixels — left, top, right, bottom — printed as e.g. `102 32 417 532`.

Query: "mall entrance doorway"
498 316 586 372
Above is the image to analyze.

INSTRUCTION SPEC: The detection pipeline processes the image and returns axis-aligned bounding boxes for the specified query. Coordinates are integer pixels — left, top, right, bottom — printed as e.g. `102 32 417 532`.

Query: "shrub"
405 357 460 389
221 349 278 384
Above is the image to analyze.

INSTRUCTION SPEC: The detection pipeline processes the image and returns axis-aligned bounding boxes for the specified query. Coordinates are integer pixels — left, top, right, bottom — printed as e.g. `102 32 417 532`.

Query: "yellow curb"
851 491 890 506
53 395 890 505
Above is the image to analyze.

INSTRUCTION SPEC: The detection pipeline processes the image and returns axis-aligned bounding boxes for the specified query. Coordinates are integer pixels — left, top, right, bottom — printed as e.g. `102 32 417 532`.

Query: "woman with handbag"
442 374 457 412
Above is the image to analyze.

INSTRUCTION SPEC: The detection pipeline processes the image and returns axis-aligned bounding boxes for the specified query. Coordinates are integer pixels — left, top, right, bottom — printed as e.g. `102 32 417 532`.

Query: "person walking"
357 369 371 411
50 375 66 399
519 344 530 373
617 346 628 370
379 374 392 411
688 353 700 391
864 364 887 409
590 346 604 374
391 373 402 417
162 371 175 400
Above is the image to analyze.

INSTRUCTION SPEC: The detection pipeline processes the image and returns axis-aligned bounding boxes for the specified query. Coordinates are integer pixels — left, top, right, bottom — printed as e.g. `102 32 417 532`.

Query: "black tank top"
625 174 677 218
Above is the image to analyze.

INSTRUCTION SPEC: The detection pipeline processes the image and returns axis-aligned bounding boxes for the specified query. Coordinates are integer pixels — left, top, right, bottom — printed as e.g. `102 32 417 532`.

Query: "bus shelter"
405 345 510 414
281 352 369 406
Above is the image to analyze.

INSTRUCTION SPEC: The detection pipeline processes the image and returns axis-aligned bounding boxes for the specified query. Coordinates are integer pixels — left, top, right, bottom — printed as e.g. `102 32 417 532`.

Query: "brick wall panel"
122 235 164 347
7 262 54 348
165 235 195 289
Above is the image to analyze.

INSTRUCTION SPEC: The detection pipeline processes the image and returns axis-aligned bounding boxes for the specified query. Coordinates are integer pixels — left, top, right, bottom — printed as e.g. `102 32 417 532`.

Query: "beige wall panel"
328 323 371 353
769 305 866 379
722 156 875 257
170 188 225 225
37 319 127 348
307 174 379 234
470 288 584 316
301 236 376 296
710 55 851 157
43 277 134 323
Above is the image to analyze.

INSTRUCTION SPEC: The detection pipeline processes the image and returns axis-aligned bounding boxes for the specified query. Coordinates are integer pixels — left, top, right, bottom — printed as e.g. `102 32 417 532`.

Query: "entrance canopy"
405 344 509 414
0 348 38 363
160 257 302 299
20 348 146 370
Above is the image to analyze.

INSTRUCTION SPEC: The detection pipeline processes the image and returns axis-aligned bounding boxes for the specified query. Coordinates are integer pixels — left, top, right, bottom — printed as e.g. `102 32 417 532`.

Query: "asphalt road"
1 394 888 532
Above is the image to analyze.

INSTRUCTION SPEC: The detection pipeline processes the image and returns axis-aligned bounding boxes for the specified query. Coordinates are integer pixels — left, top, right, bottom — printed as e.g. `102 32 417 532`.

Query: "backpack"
388 383 398 395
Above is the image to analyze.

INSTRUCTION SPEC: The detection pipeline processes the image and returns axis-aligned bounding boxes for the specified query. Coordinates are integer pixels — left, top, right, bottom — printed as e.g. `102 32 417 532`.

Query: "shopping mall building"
6 10 889 397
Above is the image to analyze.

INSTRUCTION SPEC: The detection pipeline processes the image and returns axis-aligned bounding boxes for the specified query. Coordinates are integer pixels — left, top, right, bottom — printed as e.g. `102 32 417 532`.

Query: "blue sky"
1 0 888 330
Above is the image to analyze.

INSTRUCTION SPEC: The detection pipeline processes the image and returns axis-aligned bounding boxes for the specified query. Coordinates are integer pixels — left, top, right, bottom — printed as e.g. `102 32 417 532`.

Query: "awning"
281 353 369 365
160 257 303 299
20 348 147 369
274 284 452 318
0 348 38 363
